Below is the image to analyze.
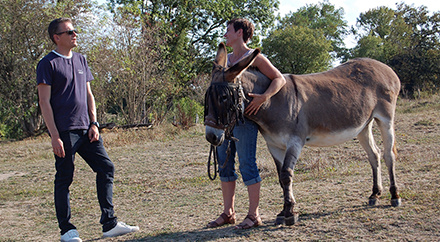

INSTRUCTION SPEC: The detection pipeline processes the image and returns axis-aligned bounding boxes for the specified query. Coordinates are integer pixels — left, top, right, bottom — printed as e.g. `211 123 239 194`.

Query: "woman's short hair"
227 18 254 43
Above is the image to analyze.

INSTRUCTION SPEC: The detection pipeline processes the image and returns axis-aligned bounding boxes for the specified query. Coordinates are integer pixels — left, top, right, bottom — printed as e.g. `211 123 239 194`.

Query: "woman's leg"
208 139 238 227
234 119 262 228
247 182 260 218
222 181 236 216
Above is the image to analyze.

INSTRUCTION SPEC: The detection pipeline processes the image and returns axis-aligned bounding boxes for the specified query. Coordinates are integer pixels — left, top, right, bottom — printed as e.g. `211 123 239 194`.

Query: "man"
37 18 139 242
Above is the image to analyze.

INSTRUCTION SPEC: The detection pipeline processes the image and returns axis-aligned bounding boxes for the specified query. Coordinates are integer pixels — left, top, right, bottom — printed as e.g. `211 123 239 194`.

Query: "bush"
172 97 204 129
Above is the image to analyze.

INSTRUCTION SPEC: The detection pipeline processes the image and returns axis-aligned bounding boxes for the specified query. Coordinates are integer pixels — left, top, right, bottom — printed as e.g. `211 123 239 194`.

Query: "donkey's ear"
225 48 260 81
214 42 228 67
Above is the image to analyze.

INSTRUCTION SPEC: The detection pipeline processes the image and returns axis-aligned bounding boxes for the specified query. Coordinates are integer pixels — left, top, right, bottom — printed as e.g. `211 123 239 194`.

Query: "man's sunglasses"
55 29 78 35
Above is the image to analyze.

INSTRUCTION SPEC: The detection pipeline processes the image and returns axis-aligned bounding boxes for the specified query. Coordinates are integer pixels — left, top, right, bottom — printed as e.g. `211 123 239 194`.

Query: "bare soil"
0 96 439 241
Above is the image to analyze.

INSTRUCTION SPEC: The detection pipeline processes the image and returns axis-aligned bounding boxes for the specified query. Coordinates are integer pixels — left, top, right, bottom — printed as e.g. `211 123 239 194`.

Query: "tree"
0 0 94 139
278 0 348 60
355 6 396 39
108 0 279 73
263 26 332 74
351 3 440 97
350 6 413 63
263 1 344 74
79 3 176 125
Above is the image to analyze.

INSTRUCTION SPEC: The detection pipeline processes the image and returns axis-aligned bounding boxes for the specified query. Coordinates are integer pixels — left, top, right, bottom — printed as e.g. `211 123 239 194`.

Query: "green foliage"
278 0 348 60
263 1 347 74
0 0 95 139
0 102 21 139
350 3 440 98
172 97 204 129
2 0 440 140
350 6 413 63
351 35 386 62
108 0 279 73
263 25 332 74
356 6 396 39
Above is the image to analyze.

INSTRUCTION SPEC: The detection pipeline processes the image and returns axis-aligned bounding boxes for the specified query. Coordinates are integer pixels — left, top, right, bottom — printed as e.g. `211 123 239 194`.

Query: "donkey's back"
250 58 400 147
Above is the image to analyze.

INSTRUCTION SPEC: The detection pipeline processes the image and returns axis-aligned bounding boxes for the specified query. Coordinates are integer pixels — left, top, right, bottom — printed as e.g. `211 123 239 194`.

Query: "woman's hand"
245 93 269 115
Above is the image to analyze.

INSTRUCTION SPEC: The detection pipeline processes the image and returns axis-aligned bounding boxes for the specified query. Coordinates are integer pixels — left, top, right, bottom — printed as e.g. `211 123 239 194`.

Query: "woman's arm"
245 53 286 115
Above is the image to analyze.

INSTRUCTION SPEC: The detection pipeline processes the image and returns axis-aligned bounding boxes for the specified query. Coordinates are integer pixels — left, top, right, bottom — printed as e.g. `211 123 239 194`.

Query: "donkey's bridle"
204 76 247 180
204 81 245 141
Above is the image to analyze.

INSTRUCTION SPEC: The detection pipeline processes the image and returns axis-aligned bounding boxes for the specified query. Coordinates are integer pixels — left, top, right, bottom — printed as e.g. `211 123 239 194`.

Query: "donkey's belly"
305 126 365 147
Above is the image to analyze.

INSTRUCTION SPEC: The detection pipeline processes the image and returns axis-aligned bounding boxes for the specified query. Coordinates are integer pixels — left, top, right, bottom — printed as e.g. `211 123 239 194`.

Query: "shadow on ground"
90 204 392 241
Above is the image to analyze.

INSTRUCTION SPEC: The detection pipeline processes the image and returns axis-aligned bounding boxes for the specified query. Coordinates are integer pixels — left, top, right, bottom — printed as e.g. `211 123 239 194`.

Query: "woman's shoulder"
252 51 271 66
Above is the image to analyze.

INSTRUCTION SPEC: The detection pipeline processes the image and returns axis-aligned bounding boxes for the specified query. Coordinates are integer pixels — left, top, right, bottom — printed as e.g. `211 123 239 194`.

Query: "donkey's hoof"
275 215 284 225
368 198 378 206
285 212 299 226
391 198 401 207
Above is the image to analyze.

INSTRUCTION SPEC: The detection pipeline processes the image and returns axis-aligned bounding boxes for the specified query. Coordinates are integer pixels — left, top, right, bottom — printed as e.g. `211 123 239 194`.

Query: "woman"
207 18 286 229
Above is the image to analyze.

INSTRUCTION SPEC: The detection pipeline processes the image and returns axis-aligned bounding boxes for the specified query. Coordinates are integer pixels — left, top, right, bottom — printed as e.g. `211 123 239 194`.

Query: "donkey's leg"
267 144 287 225
357 120 383 206
279 138 303 225
376 118 401 207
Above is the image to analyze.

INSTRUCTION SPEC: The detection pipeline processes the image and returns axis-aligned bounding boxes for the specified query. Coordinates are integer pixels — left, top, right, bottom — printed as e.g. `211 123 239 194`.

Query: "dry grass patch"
0 95 439 241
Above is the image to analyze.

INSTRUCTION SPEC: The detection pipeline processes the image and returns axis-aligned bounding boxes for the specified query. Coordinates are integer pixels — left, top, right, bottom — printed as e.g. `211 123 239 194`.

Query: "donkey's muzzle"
205 126 225 146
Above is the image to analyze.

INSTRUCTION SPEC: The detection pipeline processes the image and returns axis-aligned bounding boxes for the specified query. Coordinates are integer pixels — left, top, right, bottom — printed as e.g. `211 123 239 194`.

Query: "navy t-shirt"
36 51 94 132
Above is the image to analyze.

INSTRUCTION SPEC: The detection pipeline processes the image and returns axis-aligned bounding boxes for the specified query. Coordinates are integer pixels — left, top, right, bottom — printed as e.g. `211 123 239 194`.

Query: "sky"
277 0 440 47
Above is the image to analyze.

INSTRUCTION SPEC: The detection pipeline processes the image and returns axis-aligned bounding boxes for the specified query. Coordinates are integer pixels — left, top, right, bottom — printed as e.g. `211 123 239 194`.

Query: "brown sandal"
234 215 262 229
207 212 236 228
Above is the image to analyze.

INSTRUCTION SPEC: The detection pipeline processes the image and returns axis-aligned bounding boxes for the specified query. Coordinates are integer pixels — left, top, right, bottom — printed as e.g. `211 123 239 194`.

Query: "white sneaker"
102 222 139 238
60 229 82 242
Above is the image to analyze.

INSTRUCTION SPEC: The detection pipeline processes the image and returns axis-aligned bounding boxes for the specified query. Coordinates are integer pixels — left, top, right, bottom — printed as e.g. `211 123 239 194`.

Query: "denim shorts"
217 119 262 186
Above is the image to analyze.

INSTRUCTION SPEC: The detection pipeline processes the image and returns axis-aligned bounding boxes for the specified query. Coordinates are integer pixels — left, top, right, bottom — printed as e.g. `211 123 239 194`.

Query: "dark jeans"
55 129 117 235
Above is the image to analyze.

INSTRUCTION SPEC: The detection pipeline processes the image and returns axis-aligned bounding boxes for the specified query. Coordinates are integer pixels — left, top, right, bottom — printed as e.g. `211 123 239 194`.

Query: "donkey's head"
204 43 260 146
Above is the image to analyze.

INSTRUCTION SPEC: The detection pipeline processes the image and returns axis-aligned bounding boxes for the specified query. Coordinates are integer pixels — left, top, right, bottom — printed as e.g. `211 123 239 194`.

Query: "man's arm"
86 82 99 142
38 84 65 158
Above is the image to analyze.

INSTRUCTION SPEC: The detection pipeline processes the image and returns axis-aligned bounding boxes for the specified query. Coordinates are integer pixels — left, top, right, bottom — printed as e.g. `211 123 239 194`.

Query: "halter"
204 71 247 180
204 80 245 141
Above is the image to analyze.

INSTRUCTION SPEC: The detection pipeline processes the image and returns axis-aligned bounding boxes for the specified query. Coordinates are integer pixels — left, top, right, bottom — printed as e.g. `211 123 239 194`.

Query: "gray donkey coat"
205 43 401 225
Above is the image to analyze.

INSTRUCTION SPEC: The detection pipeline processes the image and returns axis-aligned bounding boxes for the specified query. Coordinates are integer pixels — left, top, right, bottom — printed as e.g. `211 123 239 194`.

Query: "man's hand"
52 137 65 158
88 125 100 142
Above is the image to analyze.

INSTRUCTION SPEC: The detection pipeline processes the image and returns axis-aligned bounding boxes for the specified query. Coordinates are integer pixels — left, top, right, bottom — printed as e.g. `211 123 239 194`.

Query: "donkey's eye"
221 94 228 102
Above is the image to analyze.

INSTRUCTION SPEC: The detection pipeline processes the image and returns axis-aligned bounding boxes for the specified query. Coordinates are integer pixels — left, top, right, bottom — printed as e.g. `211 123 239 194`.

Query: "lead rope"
207 145 218 180
208 140 233 180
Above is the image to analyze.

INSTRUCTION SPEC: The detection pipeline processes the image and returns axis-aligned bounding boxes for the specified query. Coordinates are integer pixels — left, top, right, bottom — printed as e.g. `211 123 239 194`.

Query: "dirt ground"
0 96 439 241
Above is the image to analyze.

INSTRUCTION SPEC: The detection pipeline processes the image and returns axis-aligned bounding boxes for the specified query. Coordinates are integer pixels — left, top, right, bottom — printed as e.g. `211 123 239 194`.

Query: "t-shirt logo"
78 70 84 74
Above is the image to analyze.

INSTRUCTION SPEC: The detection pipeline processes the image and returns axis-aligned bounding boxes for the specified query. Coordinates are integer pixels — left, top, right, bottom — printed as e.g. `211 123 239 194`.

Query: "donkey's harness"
204 73 247 180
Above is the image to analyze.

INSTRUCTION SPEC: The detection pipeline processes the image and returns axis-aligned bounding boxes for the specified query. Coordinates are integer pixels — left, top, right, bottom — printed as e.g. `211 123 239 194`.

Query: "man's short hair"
48 18 72 44
227 18 255 43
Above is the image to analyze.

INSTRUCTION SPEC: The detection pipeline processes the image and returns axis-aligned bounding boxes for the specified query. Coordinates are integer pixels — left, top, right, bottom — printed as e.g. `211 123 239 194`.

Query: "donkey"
204 43 401 226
